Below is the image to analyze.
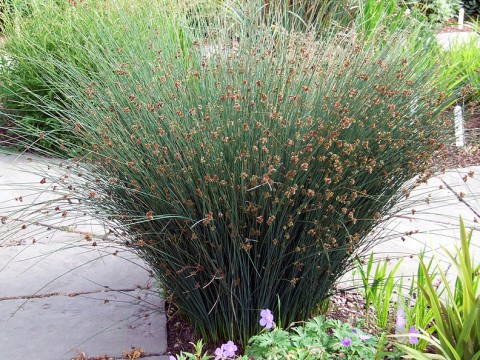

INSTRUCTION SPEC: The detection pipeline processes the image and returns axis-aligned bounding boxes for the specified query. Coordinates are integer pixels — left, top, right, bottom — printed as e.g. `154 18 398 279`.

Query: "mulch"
166 301 200 356
439 17 479 33
442 104 480 169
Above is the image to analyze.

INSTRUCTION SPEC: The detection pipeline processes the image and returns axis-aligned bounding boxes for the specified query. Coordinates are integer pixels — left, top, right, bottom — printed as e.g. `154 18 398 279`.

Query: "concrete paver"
0 292 165 359
0 243 152 297
435 31 480 50
0 153 108 246
342 167 480 289
1 153 167 360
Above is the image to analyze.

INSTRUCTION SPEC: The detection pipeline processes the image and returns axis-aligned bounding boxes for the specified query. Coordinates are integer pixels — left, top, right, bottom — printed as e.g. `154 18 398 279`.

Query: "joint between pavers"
0 287 142 301
68 352 163 360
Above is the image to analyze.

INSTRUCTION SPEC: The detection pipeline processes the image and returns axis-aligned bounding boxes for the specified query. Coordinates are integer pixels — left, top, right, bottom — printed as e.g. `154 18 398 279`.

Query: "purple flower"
395 309 407 333
169 356 176 360
408 326 420 345
397 309 406 328
214 341 238 359
341 337 352 347
223 341 238 357
214 346 224 360
260 309 274 329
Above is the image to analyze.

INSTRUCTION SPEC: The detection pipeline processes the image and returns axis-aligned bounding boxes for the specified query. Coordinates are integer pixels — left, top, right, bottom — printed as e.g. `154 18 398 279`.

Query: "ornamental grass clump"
0 0 188 150
1 0 460 344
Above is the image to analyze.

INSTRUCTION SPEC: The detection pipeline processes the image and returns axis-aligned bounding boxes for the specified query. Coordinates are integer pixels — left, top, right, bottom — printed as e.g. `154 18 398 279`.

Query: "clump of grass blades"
0 0 187 151
186 0 355 33
394 218 480 359
445 36 480 103
1 0 462 345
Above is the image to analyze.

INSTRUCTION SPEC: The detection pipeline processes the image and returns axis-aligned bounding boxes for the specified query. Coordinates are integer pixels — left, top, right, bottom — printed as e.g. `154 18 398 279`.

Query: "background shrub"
0 0 189 150
400 0 462 23
461 0 480 16
444 35 480 103
0 0 35 32
0 0 462 345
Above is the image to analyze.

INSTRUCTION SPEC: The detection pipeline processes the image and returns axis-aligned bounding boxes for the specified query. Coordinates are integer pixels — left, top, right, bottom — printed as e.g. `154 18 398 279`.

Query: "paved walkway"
356 166 480 285
0 153 168 359
436 30 480 50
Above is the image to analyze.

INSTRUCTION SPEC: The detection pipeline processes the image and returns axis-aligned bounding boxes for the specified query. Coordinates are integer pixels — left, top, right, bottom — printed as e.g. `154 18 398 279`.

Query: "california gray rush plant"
0 0 462 344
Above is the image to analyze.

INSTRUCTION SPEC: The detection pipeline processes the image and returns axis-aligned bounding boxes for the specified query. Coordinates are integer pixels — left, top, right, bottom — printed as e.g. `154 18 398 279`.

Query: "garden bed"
166 291 373 357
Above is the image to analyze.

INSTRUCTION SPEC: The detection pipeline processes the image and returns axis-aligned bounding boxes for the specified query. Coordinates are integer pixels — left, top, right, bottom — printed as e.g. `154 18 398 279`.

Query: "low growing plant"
171 310 394 360
246 315 388 360
171 340 213 360
355 250 436 351
397 252 436 351
443 34 480 103
356 254 404 330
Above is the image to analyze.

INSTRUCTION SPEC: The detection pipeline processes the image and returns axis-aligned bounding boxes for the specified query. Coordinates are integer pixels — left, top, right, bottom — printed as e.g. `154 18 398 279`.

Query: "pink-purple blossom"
341 337 352 347
214 347 223 359
259 309 274 329
408 326 420 345
214 341 238 359
396 308 406 330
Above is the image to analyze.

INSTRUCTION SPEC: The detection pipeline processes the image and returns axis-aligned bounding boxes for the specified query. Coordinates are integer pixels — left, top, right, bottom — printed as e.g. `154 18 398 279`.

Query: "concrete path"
0 153 169 360
436 30 480 50
341 165 480 289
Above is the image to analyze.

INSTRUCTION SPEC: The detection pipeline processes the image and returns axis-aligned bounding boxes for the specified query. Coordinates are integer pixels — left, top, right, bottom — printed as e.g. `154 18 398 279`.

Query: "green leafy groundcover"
174 315 391 359
246 316 383 359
